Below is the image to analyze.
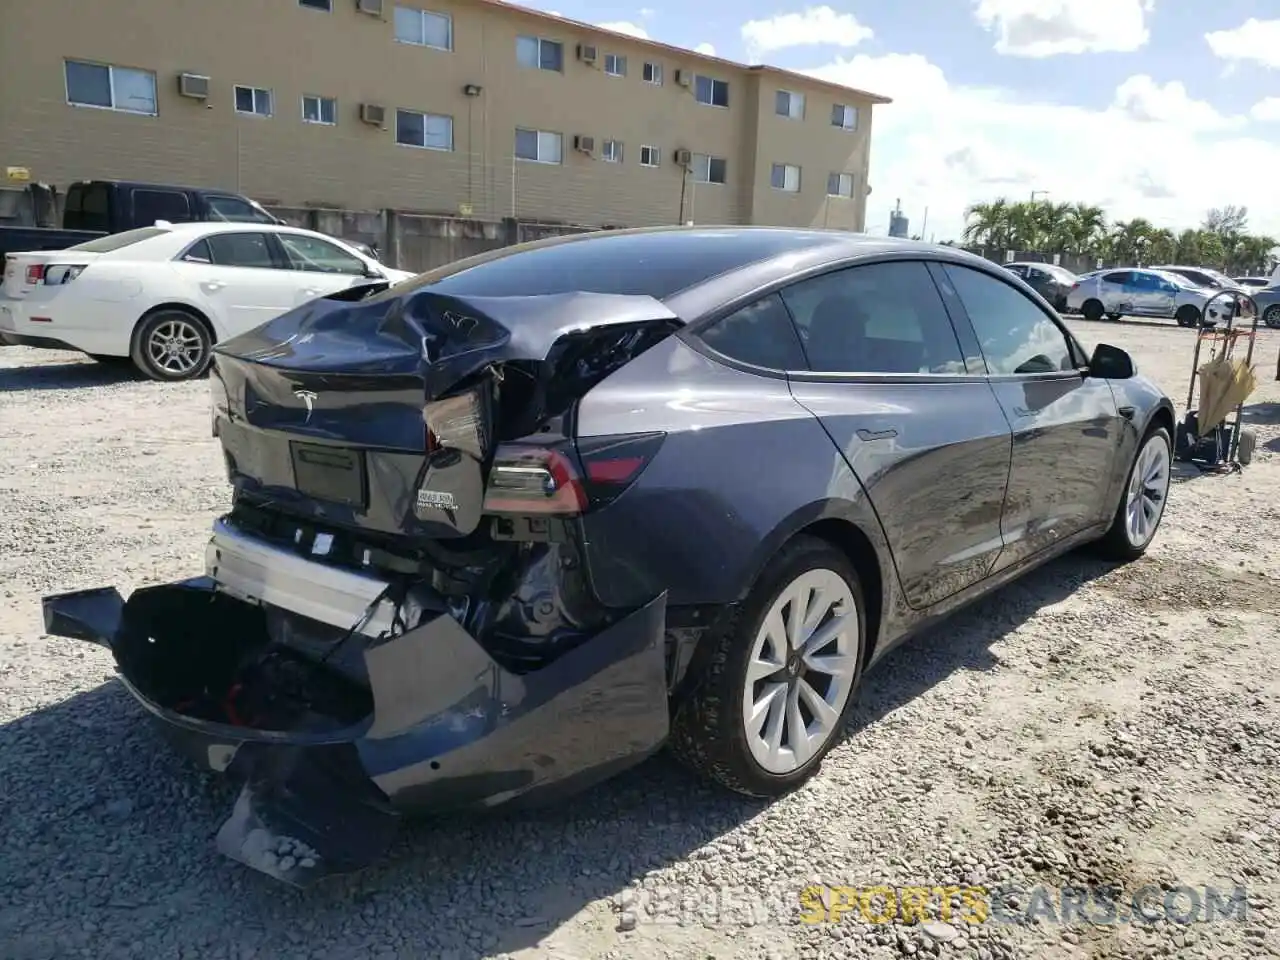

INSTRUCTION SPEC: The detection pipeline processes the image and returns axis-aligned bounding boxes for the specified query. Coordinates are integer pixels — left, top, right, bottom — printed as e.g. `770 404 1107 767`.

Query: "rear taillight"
43 264 87 285
25 264 44 284
481 432 665 517
423 386 490 459
1070 282 1080 290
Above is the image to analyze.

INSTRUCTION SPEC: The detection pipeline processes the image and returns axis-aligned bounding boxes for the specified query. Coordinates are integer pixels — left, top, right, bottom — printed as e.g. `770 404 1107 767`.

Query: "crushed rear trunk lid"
211 286 679 539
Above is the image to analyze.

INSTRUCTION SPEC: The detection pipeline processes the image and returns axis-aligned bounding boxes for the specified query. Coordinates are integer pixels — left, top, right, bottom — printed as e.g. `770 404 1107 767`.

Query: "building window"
691 153 727 184
396 109 453 150
298 0 331 10
775 90 805 120
394 6 452 50
604 53 627 77
515 127 563 164
602 139 623 163
694 75 729 108
64 60 157 116
517 35 564 71
302 95 337 125
639 145 660 167
643 62 663 85
234 85 273 117
832 103 858 130
771 163 801 192
827 172 854 198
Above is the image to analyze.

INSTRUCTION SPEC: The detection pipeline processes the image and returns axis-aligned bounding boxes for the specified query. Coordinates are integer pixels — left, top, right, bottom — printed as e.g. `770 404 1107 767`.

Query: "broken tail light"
423 386 490 460
25 264 44 284
43 264 87 285
482 432 665 516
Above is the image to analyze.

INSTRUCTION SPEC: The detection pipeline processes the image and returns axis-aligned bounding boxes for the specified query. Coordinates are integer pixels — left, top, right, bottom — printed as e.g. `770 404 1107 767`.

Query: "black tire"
1263 305 1280 329
1082 299 1104 322
1106 313 1121 321
1175 305 1201 328
668 535 867 798
130 308 213 382
1095 425 1172 562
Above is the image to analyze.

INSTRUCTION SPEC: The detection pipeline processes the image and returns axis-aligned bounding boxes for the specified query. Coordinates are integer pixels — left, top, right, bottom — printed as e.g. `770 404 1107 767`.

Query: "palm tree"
962 199 1012 249
1062 203 1107 254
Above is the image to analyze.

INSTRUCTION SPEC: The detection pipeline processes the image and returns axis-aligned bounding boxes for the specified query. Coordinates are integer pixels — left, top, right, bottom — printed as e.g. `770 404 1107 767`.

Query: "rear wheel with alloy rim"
1096 426 1172 561
669 536 866 797
1264 304 1280 329
130 309 213 382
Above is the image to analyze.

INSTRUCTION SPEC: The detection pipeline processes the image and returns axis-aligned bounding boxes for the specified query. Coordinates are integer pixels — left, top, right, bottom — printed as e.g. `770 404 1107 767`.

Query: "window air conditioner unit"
356 0 384 15
674 148 692 166
574 135 595 154
577 44 598 64
360 103 387 126
675 69 692 87
177 73 210 100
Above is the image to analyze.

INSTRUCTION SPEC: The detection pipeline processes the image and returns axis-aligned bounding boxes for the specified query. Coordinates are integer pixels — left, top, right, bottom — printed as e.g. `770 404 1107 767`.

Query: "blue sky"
513 1 1280 242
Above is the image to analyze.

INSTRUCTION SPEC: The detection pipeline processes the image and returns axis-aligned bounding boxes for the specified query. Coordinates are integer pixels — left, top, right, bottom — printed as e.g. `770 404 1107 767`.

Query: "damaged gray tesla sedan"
42 227 1176 885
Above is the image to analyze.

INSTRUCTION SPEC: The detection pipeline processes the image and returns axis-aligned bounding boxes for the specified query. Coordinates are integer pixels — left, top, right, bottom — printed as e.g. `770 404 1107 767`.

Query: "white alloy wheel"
741 568 859 775
1125 433 1171 548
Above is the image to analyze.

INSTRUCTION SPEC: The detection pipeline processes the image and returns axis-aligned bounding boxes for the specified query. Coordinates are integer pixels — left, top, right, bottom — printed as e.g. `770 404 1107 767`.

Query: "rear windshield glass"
399 229 837 301
68 226 171 253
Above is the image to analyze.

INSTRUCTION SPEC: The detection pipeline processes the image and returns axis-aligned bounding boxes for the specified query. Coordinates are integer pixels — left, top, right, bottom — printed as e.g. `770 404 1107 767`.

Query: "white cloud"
1206 18 1280 69
740 6 872 57
1111 75 1244 130
597 20 649 39
639 7 655 18
801 52 1280 242
694 41 716 56
1253 98 1280 122
973 0 1154 57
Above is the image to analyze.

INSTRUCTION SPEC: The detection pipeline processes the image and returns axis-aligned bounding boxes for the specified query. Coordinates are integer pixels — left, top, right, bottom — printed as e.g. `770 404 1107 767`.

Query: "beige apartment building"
0 0 889 232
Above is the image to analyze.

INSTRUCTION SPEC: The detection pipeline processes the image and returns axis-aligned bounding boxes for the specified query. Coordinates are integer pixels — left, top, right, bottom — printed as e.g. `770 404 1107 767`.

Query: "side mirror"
1089 342 1134 379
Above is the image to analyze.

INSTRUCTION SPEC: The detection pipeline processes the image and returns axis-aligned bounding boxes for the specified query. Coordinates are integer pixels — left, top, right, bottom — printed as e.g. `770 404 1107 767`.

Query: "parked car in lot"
1001 261 1078 310
1250 284 1280 328
1 222 413 380
1151 264 1244 293
1232 276 1273 290
1065 267 1227 326
42 228 1176 886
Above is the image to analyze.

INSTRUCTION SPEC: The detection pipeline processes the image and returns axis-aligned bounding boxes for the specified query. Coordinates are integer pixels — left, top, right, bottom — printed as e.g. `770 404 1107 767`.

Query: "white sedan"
1063 267 1230 328
0 222 414 381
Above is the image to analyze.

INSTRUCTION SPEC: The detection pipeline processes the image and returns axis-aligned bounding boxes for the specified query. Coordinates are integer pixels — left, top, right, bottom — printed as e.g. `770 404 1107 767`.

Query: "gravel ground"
2 320 1280 960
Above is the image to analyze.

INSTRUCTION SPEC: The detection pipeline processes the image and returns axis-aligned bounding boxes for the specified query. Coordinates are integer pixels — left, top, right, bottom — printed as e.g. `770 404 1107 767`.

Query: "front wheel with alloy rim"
130 309 213 382
668 536 866 797
1264 304 1280 329
1095 426 1172 561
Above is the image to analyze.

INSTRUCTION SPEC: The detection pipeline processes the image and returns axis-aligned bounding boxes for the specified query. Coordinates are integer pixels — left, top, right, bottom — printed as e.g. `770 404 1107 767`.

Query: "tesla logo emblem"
294 389 318 423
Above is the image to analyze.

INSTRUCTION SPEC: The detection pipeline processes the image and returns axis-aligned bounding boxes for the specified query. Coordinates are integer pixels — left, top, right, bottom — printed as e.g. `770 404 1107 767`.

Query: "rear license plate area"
290 442 367 508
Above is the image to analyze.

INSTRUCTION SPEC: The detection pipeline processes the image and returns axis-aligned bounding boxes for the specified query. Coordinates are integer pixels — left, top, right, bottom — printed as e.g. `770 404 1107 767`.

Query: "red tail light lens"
25 264 44 284
483 444 588 516
577 432 665 507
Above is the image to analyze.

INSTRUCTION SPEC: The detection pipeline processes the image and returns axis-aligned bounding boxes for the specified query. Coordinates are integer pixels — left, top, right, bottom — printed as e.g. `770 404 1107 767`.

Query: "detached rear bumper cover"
42 578 669 887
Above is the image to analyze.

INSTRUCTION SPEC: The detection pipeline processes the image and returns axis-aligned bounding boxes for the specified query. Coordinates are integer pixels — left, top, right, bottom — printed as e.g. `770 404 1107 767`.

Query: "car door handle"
1013 406 1038 418
1118 405 1136 420
202 280 225 291
856 428 898 441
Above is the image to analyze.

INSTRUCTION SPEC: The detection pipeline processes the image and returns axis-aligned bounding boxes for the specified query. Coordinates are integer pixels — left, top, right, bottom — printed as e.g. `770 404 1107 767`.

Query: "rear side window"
698 293 806 370
205 232 277 269
780 261 969 375
68 226 170 252
133 189 191 225
1102 271 1131 284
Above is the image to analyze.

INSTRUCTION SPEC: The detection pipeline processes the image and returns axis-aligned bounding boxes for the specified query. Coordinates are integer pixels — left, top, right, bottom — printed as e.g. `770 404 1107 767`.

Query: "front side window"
517 35 563 71
942 264 1074 375
277 234 368 275
394 6 452 49
691 153 727 184
234 85 273 117
780 261 969 375
204 232 278 269
515 127 563 163
396 109 453 150
694 75 730 107
698 294 807 370
65 60 157 115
